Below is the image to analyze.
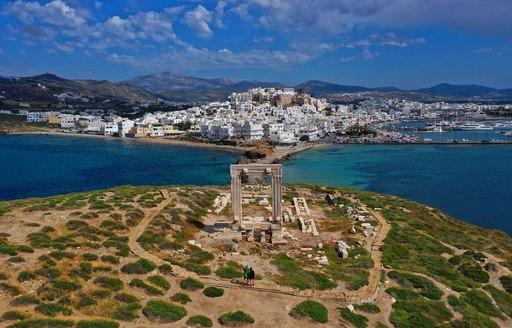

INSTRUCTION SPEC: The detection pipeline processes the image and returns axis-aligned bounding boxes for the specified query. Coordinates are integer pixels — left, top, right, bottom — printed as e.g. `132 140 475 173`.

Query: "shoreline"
6 130 323 163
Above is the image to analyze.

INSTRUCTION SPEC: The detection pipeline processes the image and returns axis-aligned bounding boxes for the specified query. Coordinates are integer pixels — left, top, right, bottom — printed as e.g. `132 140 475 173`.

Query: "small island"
0 167 510 327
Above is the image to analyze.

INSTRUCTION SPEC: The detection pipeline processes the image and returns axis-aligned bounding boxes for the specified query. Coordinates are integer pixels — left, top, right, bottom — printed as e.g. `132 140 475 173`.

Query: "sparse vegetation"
180 277 204 291
340 307 368 328
121 258 157 274
290 300 328 324
219 311 255 326
187 315 213 327
203 286 224 298
171 292 192 304
76 320 119 328
142 300 187 322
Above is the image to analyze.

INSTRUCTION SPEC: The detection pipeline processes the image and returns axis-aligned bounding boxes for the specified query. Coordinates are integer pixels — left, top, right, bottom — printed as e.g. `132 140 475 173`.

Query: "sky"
0 0 511 89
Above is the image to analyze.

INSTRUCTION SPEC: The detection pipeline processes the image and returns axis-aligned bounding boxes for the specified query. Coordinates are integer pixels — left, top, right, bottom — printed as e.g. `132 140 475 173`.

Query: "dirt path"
127 189 172 267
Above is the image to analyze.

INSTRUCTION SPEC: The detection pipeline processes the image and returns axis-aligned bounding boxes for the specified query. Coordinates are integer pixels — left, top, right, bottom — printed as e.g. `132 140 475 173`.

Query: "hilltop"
0 184 510 327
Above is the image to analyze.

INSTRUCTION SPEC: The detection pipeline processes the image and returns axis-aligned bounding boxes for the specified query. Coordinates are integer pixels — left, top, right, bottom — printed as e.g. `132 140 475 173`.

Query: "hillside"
0 74 160 103
0 184 510 327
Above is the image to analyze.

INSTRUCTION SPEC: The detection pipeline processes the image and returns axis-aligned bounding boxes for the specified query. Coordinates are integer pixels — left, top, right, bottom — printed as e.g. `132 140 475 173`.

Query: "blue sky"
0 0 511 88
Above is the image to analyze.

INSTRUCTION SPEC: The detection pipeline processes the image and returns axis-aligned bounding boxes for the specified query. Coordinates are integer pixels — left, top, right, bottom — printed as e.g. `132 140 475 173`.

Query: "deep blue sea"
0 135 239 200
1 135 511 235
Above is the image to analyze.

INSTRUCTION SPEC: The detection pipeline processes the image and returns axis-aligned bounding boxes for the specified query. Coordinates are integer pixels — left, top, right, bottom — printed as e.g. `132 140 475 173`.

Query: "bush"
76 320 119 328
483 285 512 317
215 266 241 279
354 303 381 313
11 295 41 306
0 282 21 296
290 300 328 324
112 303 141 321
2 311 27 321
499 275 512 294
129 279 163 296
101 255 120 265
114 293 139 303
158 264 173 275
340 308 368 328
147 275 170 290
121 259 157 274
91 289 111 299
66 220 88 231
93 276 123 291
187 315 213 327
203 287 224 298
142 300 187 322
218 311 255 326
17 271 36 282
387 271 443 300
5 319 74 328
82 253 98 261
386 288 420 300
75 294 97 309
458 263 490 283
180 278 204 291
171 293 192 304
461 290 503 318
35 303 72 317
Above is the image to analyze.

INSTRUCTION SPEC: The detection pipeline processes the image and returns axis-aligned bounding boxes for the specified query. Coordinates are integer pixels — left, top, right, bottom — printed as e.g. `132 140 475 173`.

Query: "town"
2 87 512 144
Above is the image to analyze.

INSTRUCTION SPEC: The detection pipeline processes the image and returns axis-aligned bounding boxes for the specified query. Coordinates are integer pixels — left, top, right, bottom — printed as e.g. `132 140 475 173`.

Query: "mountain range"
1 72 511 103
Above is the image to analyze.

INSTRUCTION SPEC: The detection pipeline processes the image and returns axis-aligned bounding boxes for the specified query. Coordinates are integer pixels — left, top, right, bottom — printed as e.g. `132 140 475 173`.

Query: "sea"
1 134 511 235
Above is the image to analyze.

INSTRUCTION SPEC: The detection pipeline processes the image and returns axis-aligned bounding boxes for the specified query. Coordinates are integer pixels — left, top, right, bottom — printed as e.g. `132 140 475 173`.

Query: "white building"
26 112 48 122
101 123 118 135
118 120 135 138
242 122 264 140
60 114 75 128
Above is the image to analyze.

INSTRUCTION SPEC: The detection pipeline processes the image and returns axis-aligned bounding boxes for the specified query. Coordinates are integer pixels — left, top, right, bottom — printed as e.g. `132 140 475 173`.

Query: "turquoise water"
283 145 512 235
0 135 239 200
1 135 511 235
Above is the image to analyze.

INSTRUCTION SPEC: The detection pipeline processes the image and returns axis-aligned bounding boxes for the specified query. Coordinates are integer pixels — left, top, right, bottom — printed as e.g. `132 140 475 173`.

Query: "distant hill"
415 83 505 97
0 73 160 103
125 72 285 101
295 80 368 94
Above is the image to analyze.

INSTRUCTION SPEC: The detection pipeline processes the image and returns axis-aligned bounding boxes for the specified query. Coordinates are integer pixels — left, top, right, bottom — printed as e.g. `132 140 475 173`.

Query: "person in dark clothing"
248 268 255 286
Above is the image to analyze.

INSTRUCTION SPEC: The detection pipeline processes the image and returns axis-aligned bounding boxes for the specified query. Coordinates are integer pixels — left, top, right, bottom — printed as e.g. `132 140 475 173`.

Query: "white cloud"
253 36 274 43
107 46 311 71
0 48 5 55
183 5 213 39
339 49 378 62
472 47 492 54
94 1 102 10
5 0 87 28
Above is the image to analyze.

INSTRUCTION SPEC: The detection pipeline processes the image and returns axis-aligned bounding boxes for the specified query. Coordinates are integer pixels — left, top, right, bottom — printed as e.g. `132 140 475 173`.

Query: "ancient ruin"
215 164 285 243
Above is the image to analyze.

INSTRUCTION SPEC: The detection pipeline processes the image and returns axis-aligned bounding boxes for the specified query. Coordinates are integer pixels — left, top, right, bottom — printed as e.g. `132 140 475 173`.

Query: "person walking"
243 265 250 285
248 267 255 287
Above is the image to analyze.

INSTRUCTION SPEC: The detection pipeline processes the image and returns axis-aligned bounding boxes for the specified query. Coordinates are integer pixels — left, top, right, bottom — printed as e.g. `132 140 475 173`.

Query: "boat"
455 123 493 131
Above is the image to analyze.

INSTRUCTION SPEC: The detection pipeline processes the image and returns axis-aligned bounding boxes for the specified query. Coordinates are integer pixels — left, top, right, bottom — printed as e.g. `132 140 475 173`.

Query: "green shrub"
100 255 120 264
215 266 241 279
388 271 443 300
203 287 224 298
187 315 213 327
93 276 123 291
112 303 141 321
180 278 204 291
50 279 82 293
142 300 187 322
121 258 157 274
76 320 119 328
66 220 88 231
171 293 192 304
35 303 72 317
461 290 503 318
218 311 255 326
11 295 41 306
129 279 163 296
2 311 27 321
35 268 60 279
483 285 512 317
0 282 21 296
17 271 36 282
90 289 111 299
500 275 512 294
390 299 452 328
354 303 381 313
290 300 328 324
75 294 97 309
158 264 173 275
458 262 490 283
340 308 367 328
82 253 98 261
5 318 74 328
147 275 170 290
114 293 139 303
